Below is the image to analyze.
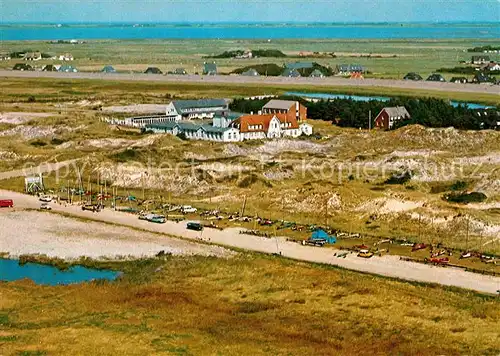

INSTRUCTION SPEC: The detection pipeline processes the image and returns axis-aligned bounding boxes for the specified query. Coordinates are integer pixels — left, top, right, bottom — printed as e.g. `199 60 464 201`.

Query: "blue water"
1 23 499 40
284 91 494 109
0 258 119 285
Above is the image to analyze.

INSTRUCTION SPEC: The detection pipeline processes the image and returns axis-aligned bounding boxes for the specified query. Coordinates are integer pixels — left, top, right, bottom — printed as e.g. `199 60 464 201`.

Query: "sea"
1 23 499 41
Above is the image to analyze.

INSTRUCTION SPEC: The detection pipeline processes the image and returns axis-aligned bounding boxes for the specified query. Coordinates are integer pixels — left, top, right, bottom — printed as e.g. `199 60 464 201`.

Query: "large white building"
144 113 312 142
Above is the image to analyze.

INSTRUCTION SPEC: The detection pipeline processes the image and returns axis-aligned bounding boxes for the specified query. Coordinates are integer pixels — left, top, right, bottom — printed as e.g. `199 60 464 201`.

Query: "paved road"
2 70 500 95
1 189 499 294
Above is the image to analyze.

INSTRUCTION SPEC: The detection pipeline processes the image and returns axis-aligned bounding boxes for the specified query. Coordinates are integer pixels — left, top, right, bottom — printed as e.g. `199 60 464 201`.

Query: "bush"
444 191 487 204
30 139 47 147
384 171 412 185
27 96 36 103
109 148 140 163
50 137 66 145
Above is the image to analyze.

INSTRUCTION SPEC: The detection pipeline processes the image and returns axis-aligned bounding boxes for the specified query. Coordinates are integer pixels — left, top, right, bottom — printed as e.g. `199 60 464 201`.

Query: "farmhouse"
42 64 61 72
59 65 78 73
374 106 411 130
23 52 42 61
173 68 187 75
12 63 34 71
262 99 307 122
426 73 445 82
483 62 500 71
471 55 490 65
58 53 74 61
203 62 217 75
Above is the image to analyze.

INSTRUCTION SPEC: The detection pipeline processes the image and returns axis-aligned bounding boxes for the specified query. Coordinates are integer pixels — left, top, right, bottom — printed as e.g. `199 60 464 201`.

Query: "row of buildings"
118 99 313 142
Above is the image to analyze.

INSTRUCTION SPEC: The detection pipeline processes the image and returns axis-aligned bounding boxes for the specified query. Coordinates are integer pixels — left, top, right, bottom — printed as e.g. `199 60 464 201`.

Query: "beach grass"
1 254 499 355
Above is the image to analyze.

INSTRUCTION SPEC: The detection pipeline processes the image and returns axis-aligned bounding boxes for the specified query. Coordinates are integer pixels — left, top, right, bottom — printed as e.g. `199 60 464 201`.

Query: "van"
186 222 203 231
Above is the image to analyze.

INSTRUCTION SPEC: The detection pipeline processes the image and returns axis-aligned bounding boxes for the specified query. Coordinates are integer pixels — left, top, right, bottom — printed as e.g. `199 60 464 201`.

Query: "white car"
39 195 52 202
181 205 197 214
40 203 52 210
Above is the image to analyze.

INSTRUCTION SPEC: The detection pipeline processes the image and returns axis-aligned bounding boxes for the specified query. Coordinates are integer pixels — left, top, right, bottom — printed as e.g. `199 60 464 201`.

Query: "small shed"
102 65 116 73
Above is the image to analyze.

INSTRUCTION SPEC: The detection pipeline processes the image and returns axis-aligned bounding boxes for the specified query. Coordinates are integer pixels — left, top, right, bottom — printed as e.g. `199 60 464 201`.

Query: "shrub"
27 96 36 103
109 148 140 163
443 191 487 204
30 139 47 147
384 171 412 185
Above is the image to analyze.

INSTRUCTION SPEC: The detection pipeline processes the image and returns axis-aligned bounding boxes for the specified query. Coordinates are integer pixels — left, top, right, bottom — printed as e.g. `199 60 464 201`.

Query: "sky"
1 0 499 23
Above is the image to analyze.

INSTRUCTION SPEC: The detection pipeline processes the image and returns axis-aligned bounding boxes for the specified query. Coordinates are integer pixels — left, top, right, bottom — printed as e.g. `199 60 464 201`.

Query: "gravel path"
2 71 499 95
1 189 499 294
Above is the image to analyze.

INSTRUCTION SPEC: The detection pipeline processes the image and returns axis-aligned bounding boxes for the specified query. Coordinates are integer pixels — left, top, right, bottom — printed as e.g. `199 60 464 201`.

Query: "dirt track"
1 189 499 294
2 70 499 95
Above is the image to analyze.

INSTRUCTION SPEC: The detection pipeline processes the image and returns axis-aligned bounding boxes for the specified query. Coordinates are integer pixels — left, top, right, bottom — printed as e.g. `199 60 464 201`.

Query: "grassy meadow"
1 254 499 355
1 38 500 80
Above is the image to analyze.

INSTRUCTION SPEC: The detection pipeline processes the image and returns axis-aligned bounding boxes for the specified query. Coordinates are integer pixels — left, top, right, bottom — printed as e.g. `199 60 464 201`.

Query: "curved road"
2 70 500 96
1 189 499 294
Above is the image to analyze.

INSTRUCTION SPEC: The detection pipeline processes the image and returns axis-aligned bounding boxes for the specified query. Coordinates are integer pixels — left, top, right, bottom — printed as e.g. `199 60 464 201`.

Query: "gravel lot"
1 189 499 294
0 209 232 260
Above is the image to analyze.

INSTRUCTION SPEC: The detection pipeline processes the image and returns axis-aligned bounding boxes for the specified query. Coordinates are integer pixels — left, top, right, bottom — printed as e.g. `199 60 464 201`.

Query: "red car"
0 199 14 208
412 243 428 252
425 257 449 265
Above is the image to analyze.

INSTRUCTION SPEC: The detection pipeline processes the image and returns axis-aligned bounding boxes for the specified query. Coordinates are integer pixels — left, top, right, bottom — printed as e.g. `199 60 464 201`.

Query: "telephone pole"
368 110 372 130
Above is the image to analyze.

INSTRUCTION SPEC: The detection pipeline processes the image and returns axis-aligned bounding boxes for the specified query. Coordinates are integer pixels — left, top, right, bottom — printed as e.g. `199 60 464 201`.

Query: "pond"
0 258 120 286
284 91 494 109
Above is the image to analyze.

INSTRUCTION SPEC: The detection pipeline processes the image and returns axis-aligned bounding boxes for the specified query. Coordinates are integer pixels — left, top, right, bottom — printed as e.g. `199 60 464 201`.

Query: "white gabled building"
165 99 229 121
229 113 312 140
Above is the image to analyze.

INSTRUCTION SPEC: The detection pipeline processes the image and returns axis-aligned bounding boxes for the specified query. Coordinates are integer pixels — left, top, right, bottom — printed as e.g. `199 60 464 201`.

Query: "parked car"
181 205 197 214
81 204 101 212
187 222 203 231
40 203 52 210
357 249 374 258
39 195 52 202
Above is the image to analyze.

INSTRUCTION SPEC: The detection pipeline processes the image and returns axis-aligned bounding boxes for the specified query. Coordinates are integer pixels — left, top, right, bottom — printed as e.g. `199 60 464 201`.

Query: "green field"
1 254 499 355
2 38 500 80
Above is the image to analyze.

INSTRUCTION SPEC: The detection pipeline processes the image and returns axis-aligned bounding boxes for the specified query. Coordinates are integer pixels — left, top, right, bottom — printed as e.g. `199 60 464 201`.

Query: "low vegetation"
467 45 500 52
1 254 499 355
444 191 488 204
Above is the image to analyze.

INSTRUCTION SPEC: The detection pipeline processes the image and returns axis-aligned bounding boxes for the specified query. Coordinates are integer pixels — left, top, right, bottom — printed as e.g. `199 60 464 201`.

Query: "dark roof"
42 64 59 72
473 72 494 83
426 73 445 82
286 62 314 70
145 121 230 134
172 99 227 113
102 65 116 73
403 72 423 81
281 68 301 77
174 68 187 75
145 67 162 74
12 63 34 71
472 55 490 61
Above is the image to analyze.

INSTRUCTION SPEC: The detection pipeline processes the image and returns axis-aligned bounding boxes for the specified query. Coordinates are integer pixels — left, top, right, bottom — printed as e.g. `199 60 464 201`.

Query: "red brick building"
262 100 307 122
374 106 411 130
